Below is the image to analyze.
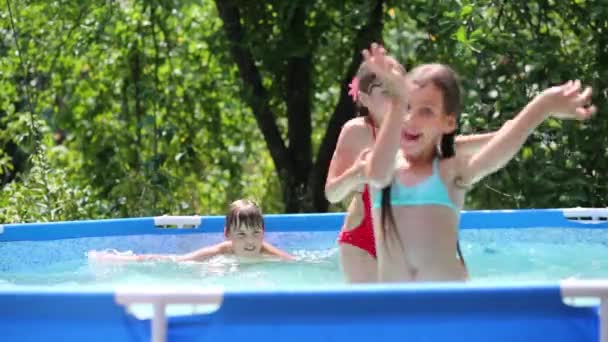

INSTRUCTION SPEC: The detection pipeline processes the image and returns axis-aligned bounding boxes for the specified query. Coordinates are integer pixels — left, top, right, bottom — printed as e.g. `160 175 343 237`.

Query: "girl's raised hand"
538 80 597 120
361 43 392 73
355 147 372 171
361 43 408 101
353 148 372 192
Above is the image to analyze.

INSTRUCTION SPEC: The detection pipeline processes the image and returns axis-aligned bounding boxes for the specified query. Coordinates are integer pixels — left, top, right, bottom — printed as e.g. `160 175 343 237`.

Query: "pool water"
1 228 608 290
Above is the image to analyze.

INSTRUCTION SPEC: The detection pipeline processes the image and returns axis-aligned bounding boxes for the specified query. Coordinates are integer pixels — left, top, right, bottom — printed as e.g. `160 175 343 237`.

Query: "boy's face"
227 223 264 257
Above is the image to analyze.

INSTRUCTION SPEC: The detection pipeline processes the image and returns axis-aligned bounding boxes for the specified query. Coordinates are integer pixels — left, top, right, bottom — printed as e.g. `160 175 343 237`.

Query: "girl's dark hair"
354 65 376 120
380 63 466 267
225 199 264 234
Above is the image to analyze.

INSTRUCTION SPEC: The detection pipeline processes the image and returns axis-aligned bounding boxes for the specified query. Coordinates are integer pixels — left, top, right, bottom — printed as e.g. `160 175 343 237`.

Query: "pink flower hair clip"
348 76 360 102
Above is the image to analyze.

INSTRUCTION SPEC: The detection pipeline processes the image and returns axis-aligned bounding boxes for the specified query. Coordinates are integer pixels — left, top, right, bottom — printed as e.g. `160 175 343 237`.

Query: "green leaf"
455 26 467 43
460 5 473 17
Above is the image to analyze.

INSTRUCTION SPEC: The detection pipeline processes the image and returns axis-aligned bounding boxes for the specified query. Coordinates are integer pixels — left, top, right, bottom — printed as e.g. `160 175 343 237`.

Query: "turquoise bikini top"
372 158 459 213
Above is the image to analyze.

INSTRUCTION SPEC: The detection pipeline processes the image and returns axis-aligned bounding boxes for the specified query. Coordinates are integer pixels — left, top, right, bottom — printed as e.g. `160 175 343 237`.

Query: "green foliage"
0 0 606 223
388 0 607 209
1 0 280 222
0 145 108 222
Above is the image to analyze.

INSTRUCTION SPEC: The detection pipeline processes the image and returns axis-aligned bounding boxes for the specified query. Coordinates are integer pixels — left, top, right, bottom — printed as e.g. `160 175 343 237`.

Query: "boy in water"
88 199 294 262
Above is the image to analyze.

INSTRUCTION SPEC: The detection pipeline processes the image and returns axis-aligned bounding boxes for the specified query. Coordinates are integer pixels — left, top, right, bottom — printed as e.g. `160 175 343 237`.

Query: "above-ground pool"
1 208 608 342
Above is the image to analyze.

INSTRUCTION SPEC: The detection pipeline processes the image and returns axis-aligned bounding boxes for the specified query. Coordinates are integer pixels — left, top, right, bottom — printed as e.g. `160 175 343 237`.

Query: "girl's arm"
455 120 514 155
455 132 494 155
262 241 295 260
460 81 595 185
325 121 370 203
360 55 407 187
364 98 405 187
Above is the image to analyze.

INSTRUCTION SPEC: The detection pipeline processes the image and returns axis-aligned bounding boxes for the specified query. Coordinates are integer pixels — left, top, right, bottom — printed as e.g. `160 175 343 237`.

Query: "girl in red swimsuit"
326 57 501 283
325 61 392 282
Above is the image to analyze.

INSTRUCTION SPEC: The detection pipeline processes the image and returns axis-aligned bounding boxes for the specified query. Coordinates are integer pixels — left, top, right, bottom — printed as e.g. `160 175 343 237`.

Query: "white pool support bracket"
115 289 224 342
116 281 608 342
561 279 608 342
153 215 202 229
0 225 4 234
562 208 608 223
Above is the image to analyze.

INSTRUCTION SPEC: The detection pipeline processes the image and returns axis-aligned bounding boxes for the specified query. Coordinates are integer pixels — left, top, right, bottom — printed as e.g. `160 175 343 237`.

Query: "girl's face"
359 81 392 124
226 223 264 258
400 83 456 157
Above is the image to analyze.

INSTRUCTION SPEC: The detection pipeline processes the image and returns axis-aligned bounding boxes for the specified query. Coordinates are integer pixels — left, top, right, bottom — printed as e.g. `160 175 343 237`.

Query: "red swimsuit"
337 118 377 258
337 184 376 257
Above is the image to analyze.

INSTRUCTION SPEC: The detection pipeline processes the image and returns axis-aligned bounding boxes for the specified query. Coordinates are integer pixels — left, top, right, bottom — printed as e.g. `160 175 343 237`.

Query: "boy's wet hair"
225 199 264 234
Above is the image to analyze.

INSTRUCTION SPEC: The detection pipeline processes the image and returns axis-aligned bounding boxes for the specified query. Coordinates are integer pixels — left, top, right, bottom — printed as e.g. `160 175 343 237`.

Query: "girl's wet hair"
352 58 407 125
379 63 466 268
225 199 264 234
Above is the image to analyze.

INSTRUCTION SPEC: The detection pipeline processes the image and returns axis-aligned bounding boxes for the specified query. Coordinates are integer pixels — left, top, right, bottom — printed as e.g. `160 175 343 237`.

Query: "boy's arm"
89 242 230 263
174 242 231 262
88 250 176 262
262 241 295 260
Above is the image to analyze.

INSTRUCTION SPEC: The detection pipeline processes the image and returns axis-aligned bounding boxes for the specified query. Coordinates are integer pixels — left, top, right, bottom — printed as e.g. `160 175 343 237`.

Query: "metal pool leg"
152 302 167 342
601 298 608 342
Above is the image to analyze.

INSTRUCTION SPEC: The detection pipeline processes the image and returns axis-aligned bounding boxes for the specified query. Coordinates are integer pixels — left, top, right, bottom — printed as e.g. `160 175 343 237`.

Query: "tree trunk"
215 1 298 210
284 5 314 212
216 0 386 213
